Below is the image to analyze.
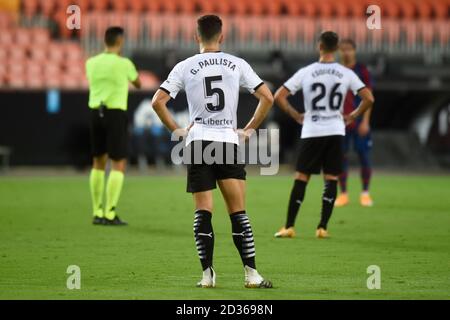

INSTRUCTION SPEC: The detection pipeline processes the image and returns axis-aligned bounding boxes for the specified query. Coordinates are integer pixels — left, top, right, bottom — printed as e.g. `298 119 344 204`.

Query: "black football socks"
285 180 307 228
230 211 256 269
193 210 214 271
318 180 338 230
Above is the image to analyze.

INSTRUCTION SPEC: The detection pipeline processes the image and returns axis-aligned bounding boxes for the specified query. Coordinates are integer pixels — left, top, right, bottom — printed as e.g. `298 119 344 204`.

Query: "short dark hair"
104 26 124 46
197 15 222 42
319 31 339 52
340 38 356 49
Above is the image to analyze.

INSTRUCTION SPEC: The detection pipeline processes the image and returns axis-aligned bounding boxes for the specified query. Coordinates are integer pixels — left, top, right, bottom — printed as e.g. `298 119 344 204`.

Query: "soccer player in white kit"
152 15 274 288
274 31 374 239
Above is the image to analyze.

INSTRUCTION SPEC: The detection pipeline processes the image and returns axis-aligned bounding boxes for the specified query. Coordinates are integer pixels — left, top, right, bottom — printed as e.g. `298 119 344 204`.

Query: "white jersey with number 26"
160 52 264 145
284 62 366 139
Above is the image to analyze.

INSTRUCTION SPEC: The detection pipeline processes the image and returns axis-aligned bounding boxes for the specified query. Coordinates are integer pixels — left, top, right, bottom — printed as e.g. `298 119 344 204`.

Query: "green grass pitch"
0 174 449 299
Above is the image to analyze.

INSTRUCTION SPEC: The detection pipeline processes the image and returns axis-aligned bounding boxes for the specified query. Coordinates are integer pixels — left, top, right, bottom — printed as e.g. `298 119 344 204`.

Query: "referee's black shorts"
296 135 344 176
90 107 128 160
186 140 246 193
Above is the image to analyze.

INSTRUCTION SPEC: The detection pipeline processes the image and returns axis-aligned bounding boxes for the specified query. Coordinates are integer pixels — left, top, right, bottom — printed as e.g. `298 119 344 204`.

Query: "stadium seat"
384 19 401 45
111 0 128 12
40 0 56 17
178 0 196 14
197 0 216 14
91 0 109 12
48 44 65 63
417 0 432 19
33 28 50 46
22 0 38 18
265 0 282 16
8 47 26 61
0 48 7 61
145 0 162 13
0 30 13 47
26 74 45 89
129 0 144 12
15 29 32 49
30 45 47 63
317 0 333 18
283 0 302 16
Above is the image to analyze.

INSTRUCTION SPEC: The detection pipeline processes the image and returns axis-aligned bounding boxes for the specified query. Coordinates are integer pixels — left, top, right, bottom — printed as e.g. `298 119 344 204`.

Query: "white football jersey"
160 52 264 145
284 62 366 139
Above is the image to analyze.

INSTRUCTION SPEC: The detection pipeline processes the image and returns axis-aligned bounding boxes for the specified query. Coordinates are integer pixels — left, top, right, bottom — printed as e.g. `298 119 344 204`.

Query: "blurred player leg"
316 175 338 238
193 191 215 288
90 154 107 224
336 130 352 207
356 133 373 207
218 179 272 288
275 172 310 238
104 159 127 225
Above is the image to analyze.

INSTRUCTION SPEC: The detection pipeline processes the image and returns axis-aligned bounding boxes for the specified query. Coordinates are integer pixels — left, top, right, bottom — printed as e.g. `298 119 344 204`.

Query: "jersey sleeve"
283 68 305 95
85 59 92 81
126 59 139 82
349 69 366 95
159 61 185 99
239 59 264 93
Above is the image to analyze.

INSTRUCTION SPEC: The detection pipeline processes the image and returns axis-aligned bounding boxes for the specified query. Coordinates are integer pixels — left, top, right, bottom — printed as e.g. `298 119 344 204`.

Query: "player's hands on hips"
295 113 304 125
173 123 193 139
344 114 355 126
358 121 370 137
237 129 254 142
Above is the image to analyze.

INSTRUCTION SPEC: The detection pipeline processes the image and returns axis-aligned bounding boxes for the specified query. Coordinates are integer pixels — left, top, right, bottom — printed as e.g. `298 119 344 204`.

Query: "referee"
86 26 141 226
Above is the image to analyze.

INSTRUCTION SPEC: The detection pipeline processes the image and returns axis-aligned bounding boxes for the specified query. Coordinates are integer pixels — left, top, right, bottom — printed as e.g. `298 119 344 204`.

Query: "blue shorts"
343 128 372 155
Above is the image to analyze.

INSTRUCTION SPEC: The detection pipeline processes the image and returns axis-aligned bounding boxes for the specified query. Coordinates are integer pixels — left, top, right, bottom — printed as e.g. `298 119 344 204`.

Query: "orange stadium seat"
283 0 302 16
129 0 145 13
0 48 7 61
145 0 163 13
22 0 38 17
15 29 32 48
30 45 48 63
416 0 433 19
384 19 401 45
0 30 13 47
401 0 416 19
436 20 449 46
317 0 333 18
33 28 50 46
91 0 109 12
9 47 26 61
111 0 128 12
265 0 282 16
179 0 196 14
248 0 265 16
431 0 449 19
40 0 56 17
197 0 216 13
403 20 418 46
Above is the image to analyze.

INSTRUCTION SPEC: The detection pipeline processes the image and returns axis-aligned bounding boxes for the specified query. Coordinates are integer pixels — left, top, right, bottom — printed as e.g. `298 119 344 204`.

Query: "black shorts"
186 140 246 193
296 135 344 176
90 107 128 160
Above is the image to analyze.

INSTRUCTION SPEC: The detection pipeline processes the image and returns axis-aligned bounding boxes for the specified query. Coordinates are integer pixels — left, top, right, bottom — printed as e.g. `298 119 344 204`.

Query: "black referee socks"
285 179 308 228
230 211 256 269
318 180 338 230
193 210 214 271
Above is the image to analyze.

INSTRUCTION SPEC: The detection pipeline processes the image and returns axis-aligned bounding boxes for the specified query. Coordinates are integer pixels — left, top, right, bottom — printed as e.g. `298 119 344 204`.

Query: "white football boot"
196 267 216 288
244 266 273 288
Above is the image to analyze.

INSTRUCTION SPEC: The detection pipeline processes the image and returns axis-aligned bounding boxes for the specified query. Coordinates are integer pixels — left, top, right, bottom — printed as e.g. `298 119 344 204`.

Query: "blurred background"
0 0 449 173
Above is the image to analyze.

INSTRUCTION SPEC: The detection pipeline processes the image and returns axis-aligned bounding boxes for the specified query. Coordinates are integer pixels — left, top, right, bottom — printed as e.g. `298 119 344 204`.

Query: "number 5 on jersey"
204 76 225 112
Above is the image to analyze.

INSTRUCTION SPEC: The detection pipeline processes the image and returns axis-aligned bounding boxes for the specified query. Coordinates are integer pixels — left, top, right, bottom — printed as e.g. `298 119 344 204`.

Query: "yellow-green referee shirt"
86 52 138 111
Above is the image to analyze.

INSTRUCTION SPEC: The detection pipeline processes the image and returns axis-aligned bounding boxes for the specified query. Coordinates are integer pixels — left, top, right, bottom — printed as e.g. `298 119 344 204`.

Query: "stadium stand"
0 0 449 89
